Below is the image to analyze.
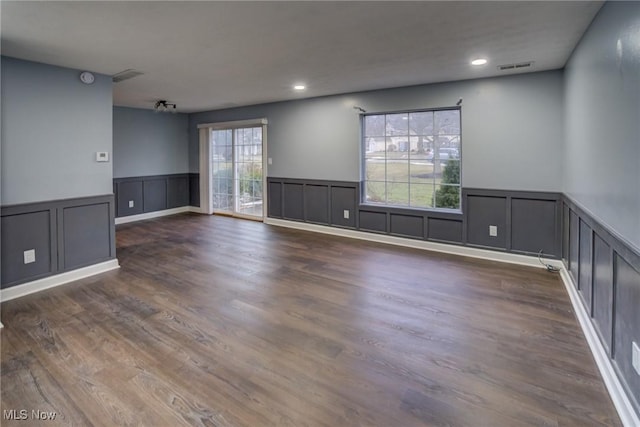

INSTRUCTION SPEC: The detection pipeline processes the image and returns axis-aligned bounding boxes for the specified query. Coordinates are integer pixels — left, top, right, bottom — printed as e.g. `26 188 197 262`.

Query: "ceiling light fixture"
154 100 177 113
293 84 306 91
471 58 488 66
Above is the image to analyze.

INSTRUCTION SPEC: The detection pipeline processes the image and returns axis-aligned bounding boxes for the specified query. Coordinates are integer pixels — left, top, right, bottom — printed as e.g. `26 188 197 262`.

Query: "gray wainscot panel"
569 209 580 285
390 213 423 238
62 203 112 270
427 218 463 244
511 198 559 256
268 178 358 227
268 181 283 218
283 182 304 221
143 179 167 213
167 176 189 209
359 210 387 233
304 184 329 224
562 203 570 263
614 254 640 414
356 207 465 243
1 210 54 286
189 173 200 207
463 189 560 256
331 186 357 228
465 194 507 249
592 233 613 355
1 194 116 289
116 180 143 217
270 181 560 256
578 219 593 310
114 174 192 217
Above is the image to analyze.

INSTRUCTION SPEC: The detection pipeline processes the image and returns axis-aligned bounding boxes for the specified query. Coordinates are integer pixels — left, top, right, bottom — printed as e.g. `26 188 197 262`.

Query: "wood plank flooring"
1 213 622 426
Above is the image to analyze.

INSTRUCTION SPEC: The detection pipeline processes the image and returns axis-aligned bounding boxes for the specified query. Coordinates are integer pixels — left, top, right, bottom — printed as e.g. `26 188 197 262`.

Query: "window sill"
358 203 462 218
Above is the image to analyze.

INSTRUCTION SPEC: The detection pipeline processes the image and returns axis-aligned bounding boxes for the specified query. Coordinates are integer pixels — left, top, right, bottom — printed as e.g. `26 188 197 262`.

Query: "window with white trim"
363 108 461 210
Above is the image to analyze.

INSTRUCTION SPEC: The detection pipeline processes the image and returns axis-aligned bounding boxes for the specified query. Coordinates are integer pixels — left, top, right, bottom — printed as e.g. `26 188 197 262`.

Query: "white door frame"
198 118 268 219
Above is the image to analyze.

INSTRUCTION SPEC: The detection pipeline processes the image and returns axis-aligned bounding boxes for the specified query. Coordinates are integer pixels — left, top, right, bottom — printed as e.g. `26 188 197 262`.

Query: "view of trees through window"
211 127 263 217
363 108 461 210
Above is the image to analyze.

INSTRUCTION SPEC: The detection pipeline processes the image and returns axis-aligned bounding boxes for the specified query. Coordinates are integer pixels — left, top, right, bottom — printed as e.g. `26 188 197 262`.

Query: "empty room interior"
1 1 639 426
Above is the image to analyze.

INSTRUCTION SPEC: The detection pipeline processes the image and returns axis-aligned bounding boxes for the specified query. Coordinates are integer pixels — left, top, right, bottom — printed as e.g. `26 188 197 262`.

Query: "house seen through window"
363 108 461 210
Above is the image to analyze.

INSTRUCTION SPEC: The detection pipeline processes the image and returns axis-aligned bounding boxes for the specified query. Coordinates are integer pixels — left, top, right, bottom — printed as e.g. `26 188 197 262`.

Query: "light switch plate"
633 341 640 376
489 225 498 237
24 249 36 264
268 157 273 165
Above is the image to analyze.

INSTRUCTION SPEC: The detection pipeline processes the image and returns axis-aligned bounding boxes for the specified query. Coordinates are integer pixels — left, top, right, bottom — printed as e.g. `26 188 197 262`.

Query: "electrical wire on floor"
538 249 560 273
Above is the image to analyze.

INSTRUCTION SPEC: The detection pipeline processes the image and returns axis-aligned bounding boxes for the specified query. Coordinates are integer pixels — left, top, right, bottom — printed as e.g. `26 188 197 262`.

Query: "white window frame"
198 118 268 219
361 107 461 211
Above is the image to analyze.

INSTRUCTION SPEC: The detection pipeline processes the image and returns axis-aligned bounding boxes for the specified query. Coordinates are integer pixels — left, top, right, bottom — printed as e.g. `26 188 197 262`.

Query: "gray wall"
564 1 640 252
113 107 189 178
1 56 113 205
189 71 564 192
562 2 640 418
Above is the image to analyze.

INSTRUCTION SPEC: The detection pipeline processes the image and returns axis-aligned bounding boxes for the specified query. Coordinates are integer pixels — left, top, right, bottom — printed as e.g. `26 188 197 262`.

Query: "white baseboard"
0 259 120 303
559 269 640 427
264 218 563 270
115 206 199 224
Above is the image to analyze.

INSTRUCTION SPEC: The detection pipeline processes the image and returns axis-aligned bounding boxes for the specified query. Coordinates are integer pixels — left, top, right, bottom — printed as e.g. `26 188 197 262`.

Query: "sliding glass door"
234 127 263 217
211 129 233 212
210 126 264 219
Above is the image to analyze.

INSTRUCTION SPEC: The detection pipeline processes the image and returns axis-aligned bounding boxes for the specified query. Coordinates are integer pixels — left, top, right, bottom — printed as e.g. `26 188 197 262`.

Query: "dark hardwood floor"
1 213 621 426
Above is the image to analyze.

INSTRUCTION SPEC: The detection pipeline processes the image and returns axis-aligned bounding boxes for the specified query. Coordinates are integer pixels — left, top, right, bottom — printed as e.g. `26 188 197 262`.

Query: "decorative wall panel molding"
462 188 561 257
114 174 193 217
563 195 640 421
189 173 200 208
1 194 116 289
267 179 561 257
267 178 358 229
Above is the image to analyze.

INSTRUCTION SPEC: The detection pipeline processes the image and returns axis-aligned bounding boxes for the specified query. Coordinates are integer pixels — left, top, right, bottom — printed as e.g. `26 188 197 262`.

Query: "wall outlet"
96 151 109 162
23 249 36 264
489 225 498 237
633 341 640 376
343 210 350 219
128 200 134 208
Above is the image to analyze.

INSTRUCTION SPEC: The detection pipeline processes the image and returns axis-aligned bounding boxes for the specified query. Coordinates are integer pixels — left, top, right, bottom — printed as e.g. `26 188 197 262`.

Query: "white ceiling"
1 1 602 113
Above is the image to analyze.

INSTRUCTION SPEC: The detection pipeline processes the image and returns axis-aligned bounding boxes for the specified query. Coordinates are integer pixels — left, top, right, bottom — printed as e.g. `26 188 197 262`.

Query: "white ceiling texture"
1 1 603 113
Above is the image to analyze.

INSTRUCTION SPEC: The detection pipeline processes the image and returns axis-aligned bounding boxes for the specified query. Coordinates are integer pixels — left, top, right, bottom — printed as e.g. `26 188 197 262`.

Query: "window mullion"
362 107 460 210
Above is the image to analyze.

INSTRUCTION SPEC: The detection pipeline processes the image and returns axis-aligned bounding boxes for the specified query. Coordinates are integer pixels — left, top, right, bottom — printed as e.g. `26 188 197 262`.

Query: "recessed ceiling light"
471 58 488 66
293 84 306 91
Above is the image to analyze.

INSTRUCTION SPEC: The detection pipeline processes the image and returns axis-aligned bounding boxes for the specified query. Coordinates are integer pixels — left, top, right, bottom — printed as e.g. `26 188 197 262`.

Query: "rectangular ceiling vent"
497 61 534 71
112 69 144 83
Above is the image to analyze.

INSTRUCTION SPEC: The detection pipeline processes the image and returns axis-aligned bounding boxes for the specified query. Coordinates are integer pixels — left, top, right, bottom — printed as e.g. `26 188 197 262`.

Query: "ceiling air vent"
112 69 144 83
497 61 534 71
